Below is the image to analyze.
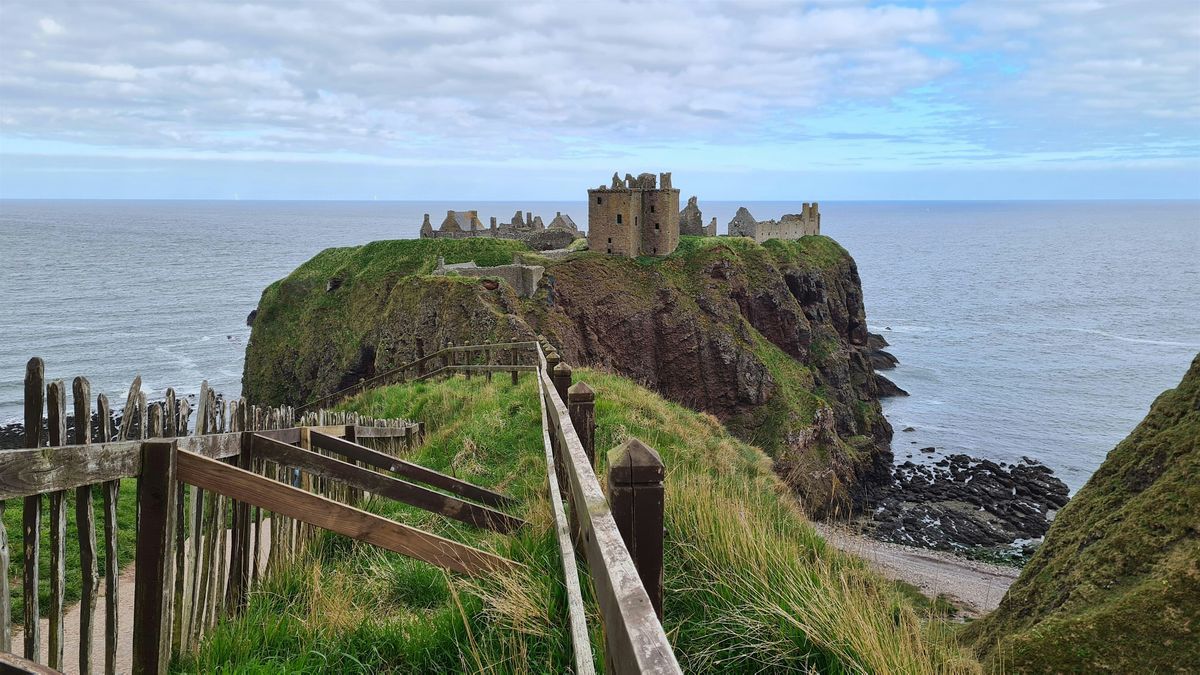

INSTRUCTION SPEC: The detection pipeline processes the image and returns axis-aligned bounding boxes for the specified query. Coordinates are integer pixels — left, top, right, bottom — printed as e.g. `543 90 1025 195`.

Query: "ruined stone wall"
726 203 820 243
433 260 545 297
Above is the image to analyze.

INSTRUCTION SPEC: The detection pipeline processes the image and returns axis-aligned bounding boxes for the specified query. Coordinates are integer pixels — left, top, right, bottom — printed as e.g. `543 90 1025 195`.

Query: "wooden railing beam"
251 434 525 534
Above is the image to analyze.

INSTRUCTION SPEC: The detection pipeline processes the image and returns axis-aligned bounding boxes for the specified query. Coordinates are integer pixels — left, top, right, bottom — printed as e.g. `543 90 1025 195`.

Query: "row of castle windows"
612 214 660 230
594 196 655 214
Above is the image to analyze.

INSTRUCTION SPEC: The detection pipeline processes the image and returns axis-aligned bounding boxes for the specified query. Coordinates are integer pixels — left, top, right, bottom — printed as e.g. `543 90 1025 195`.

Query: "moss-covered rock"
243 235 893 515
964 354 1200 672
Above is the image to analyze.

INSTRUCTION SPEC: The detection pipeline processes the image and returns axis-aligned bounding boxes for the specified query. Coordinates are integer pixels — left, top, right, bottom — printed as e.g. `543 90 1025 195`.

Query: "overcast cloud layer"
1 0 1198 199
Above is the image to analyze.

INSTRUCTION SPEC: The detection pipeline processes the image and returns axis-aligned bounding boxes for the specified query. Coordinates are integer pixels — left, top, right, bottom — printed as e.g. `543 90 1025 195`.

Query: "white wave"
1061 327 1200 348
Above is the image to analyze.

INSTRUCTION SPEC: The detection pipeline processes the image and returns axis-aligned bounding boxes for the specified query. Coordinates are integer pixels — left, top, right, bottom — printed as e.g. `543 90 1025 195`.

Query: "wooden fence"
297 340 540 413
1 357 523 674
5 337 680 674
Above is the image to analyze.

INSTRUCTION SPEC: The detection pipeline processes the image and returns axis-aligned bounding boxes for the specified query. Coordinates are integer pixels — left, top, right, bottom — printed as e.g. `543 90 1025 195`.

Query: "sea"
1 200 1197 491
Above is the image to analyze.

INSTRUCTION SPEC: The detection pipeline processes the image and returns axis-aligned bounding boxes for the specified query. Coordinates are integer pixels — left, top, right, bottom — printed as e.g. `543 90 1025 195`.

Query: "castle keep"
588 172 680 257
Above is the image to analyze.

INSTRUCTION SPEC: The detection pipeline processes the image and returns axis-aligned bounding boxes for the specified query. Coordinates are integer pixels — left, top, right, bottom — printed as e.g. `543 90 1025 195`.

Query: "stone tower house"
587 172 680 257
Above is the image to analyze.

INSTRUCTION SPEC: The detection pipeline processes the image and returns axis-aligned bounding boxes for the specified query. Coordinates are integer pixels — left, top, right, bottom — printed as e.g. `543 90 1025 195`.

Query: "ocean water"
1 199 1197 490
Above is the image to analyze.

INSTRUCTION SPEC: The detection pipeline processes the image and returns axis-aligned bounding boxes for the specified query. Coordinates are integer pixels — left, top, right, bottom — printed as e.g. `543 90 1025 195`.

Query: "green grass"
3 478 139 625
183 372 979 673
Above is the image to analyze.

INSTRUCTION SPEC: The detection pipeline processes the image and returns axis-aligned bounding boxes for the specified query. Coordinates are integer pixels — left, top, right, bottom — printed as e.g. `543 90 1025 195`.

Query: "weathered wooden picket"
0 357 521 674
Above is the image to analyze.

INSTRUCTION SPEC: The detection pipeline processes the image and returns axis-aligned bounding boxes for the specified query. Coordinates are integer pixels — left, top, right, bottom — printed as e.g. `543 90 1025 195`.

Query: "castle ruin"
420 207 581 250
727 204 820 243
587 172 680 257
679 195 718 237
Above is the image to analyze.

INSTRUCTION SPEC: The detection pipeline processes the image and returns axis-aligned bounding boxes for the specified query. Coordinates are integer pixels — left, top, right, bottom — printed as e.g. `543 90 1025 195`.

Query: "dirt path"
14 519 274 673
815 524 1019 618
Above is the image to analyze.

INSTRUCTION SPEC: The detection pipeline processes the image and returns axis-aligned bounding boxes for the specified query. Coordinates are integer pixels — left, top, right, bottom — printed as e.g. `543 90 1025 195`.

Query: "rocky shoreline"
851 333 1070 563
0 393 206 450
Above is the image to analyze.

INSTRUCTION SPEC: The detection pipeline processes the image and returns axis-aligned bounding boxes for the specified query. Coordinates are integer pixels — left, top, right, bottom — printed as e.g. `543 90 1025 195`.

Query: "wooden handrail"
296 340 540 412
309 431 517 508
176 450 517 576
536 346 681 674
251 434 525 533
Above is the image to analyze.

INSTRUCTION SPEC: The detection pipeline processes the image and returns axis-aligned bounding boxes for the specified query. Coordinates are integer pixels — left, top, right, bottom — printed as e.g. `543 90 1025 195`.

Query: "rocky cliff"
243 235 898 515
964 354 1200 672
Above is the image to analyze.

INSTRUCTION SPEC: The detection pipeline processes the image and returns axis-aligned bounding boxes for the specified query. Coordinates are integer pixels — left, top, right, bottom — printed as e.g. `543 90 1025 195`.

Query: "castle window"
650 204 656 213
616 214 622 224
596 196 602 204
607 238 612 244
653 247 657 255
655 222 660 230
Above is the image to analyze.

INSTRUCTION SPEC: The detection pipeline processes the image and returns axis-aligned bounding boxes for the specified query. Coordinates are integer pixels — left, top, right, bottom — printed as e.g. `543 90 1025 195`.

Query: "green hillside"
183 369 978 673
965 354 1200 672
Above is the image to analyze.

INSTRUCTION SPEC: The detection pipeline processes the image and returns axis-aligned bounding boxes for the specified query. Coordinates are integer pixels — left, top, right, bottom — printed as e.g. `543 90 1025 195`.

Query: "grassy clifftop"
187 369 977 673
965 354 1200 672
244 235 894 515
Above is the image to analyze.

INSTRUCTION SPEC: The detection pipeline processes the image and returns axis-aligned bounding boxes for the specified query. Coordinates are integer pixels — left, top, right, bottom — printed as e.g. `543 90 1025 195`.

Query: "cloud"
37 17 63 36
0 0 1196 179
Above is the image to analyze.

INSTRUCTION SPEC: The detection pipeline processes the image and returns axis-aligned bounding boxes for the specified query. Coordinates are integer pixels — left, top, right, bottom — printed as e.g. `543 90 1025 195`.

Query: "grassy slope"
245 237 529 404
965 354 1200 672
3 479 139 625
183 370 978 673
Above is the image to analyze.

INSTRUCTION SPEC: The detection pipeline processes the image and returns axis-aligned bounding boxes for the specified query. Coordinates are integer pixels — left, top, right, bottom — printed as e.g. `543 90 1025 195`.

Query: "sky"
1 0 1198 200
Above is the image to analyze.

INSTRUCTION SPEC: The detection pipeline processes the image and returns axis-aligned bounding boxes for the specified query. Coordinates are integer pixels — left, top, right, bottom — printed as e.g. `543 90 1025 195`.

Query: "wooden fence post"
73 377 99 675
46 379 68 671
567 382 595 470
132 440 178 675
510 347 519 385
552 361 572 404
23 357 44 662
607 438 665 620
545 350 561 385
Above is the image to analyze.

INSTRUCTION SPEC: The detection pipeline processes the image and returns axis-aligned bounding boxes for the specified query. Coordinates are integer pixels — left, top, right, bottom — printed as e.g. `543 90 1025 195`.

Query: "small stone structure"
420 208 581 251
432 255 544 298
727 204 820 243
587 172 680 257
679 196 718 237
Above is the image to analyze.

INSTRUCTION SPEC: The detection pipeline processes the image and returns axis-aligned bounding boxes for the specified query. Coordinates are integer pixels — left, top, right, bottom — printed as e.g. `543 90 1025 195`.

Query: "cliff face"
243 236 894 515
965 354 1200 672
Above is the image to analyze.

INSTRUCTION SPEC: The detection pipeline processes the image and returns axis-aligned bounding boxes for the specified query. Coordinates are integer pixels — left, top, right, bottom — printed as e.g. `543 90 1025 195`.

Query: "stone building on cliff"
587 171 680 257
420 208 579 250
727 204 820 243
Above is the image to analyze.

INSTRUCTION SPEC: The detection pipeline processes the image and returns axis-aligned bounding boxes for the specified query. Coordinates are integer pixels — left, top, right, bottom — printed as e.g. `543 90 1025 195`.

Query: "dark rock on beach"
859 453 1070 558
0 411 122 450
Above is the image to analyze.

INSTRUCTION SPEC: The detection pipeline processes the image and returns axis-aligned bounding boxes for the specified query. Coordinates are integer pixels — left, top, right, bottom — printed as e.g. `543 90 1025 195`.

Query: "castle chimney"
526 211 532 224
490 216 497 230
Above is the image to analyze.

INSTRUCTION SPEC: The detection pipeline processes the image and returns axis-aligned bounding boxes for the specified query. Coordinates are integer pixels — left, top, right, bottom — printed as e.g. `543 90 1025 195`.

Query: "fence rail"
0 356 521 674
297 340 540 413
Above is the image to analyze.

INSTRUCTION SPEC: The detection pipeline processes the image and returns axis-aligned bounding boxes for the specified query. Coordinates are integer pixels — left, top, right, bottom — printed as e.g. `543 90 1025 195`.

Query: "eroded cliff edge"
243 236 896 516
